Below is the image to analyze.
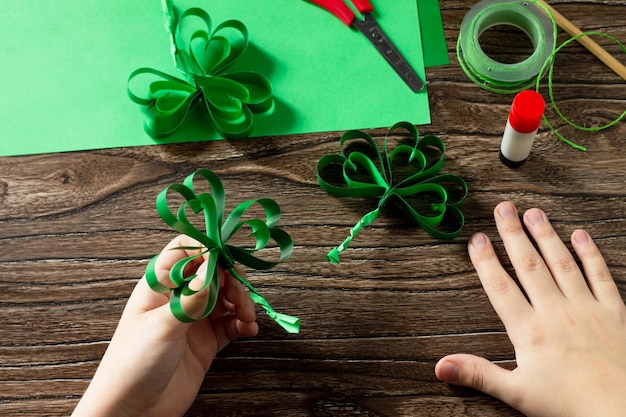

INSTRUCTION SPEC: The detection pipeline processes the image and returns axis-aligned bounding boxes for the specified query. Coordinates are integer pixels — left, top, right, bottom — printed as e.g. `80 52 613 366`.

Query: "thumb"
435 354 513 401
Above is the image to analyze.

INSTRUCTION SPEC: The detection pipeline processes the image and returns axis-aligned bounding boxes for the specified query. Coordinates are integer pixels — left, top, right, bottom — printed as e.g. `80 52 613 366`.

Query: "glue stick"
499 90 545 167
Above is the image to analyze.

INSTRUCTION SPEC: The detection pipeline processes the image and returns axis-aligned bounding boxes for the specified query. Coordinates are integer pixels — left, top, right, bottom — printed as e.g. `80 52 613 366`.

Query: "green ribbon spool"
128 7 273 139
145 169 300 334
317 122 468 264
458 0 556 93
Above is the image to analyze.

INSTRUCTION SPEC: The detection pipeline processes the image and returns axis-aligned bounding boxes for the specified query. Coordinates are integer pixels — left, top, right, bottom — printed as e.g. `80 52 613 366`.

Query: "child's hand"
436 202 626 417
73 235 259 417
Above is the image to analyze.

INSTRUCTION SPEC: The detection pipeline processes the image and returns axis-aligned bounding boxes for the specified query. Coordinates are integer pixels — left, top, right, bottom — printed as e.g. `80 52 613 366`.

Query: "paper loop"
128 7 273 139
146 169 300 333
317 122 468 264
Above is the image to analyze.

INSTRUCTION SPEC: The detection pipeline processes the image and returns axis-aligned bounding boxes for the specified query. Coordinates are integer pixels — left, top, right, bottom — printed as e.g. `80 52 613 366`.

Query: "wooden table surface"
2 1 625 416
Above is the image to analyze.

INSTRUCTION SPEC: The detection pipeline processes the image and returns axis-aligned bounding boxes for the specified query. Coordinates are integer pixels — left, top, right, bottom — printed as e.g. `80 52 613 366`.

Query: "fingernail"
195 261 208 282
470 233 488 249
572 229 590 245
496 202 516 219
438 361 460 383
526 208 545 226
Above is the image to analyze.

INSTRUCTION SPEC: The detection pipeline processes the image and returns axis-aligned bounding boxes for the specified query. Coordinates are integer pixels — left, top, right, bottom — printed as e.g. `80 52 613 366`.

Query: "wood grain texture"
1 1 625 416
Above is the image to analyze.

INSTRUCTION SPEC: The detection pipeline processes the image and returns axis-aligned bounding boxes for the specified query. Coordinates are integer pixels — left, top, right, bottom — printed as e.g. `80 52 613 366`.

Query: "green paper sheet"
1 0 436 157
418 0 450 67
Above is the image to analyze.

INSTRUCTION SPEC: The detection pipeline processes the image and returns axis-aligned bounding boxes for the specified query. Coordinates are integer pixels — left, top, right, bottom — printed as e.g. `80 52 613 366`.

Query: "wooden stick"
536 0 626 82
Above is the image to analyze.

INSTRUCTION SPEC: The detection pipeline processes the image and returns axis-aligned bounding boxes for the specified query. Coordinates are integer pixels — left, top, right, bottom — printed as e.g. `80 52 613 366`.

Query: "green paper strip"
317 122 468 264
145 169 300 333
418 0 450 67
128 7 273 139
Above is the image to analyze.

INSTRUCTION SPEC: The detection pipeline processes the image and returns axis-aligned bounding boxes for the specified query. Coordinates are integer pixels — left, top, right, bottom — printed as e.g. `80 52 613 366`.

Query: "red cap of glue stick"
508 90 545 134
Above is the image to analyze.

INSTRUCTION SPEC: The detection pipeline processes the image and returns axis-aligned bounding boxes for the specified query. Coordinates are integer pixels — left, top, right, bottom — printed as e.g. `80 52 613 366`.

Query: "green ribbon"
145 169 300 334
128 6 273 139
536 31 626 152
317 122 468 264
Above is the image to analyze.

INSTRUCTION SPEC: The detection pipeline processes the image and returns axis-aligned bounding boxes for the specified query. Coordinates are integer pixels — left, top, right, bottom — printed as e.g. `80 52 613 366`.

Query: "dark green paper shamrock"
317 122 468 264
145 169 300 333
128 7 273 139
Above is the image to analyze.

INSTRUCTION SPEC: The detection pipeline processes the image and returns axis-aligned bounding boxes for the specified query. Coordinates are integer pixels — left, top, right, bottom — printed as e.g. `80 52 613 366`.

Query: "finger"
219 269 257 323
147 260 220 340
571 229 623 307
235 291 257 324
209 267 238 317
212 315 260 353
435 354 515 405
494 202 561 304
158 262 218 331
468 232 532 327
125 275 170 314
153 235 207 286
208 268 231 318
522 208 589 300
175 261 216 320
223 269 245 307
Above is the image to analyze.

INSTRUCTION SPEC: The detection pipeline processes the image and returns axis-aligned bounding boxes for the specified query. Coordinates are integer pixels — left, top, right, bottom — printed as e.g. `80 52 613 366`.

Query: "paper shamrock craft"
145 169 300 333
317 121 468 264
128 3 273 139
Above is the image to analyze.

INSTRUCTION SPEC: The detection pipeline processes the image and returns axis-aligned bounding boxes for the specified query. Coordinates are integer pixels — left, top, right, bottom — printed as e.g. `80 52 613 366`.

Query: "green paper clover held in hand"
128 6 273 139
317 121 468 264
146 169 300 334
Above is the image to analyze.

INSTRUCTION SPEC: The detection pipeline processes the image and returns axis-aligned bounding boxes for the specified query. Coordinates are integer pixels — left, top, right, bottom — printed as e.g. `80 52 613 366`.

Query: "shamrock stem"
228 267 261 297
327 207 382 264
228 267 300 334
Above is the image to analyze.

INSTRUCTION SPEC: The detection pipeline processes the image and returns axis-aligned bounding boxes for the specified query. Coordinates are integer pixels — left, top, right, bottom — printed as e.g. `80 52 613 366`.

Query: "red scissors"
305 0 424 92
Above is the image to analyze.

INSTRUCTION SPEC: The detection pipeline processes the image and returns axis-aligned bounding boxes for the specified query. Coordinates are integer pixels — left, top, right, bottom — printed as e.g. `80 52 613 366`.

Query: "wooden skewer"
536 0 626 82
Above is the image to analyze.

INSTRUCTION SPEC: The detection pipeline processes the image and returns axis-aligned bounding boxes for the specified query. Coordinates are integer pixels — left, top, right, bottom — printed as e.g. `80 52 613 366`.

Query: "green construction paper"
418 0 450 67
1 0 432 157
195 0 430 136
317 122 467 264
146 168 300 333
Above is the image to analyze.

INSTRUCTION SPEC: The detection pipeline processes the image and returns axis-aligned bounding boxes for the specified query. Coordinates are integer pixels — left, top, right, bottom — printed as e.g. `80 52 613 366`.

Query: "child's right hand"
436 202 626 417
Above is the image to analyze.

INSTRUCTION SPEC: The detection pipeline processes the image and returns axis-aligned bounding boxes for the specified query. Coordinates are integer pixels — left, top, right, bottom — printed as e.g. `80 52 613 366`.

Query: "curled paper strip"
317 122 468 264
145 169 300 333
128 7 273 139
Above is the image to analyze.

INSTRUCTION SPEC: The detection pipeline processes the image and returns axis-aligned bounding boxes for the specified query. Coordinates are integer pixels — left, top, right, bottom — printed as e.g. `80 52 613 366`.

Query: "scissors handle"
348 0 374 14
306 0 373 26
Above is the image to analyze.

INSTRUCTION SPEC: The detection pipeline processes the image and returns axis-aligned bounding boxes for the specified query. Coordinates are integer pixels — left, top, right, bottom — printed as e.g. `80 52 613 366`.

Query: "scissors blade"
353 14 425 93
